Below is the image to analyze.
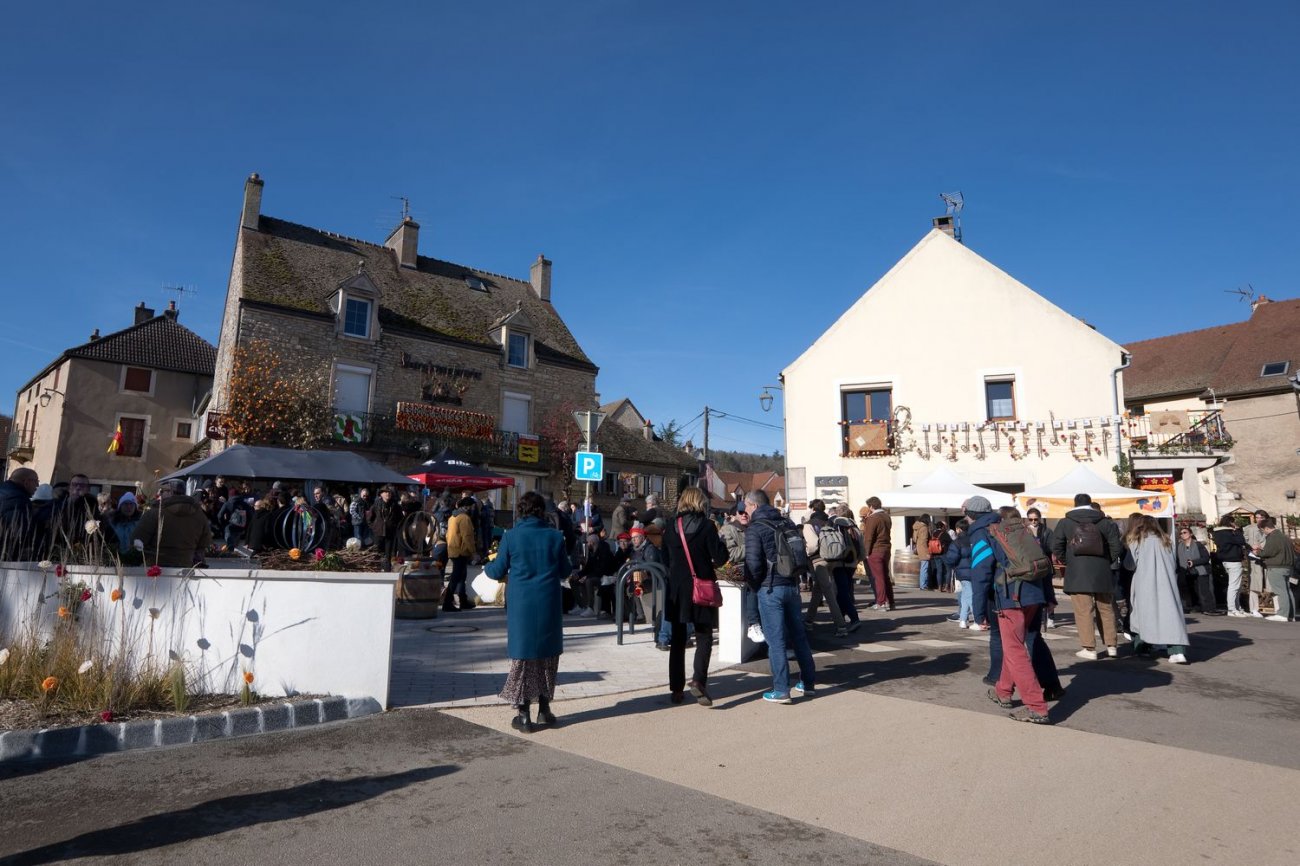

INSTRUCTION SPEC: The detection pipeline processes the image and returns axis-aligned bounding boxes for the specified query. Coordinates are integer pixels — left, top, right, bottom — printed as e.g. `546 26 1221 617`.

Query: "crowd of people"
486 485 1300 731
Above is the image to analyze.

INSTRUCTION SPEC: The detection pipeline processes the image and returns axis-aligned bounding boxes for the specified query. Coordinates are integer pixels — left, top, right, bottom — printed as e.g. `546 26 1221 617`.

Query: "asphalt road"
0 708 935 866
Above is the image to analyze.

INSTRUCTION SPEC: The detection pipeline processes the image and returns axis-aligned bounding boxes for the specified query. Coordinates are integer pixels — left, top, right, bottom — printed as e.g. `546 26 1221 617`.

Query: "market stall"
1016 465 1174 519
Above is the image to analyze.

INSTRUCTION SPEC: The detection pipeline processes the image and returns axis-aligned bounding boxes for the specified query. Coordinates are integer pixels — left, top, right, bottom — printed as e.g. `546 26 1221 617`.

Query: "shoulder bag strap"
677 517 699 581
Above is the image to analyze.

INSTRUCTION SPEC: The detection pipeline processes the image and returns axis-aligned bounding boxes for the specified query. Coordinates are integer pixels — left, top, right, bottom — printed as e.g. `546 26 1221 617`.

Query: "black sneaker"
1042 686 1067 702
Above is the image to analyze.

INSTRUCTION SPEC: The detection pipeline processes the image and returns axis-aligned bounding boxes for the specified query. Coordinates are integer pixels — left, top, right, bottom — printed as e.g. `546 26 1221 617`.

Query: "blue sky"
3 1 1297 456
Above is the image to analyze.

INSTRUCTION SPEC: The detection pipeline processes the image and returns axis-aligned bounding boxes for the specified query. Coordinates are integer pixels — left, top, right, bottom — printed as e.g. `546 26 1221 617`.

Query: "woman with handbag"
663 486 728 707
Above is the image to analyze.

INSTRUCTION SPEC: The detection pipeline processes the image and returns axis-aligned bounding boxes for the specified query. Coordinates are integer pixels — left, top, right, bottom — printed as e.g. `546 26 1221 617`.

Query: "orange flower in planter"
57 606 70 619
243 670 255 684
110 588 124 602
288 548 301 561
41 676 59 692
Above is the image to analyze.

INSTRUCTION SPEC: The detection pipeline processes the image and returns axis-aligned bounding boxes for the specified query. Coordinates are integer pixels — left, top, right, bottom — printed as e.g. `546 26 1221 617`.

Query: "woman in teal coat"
485 490 569 733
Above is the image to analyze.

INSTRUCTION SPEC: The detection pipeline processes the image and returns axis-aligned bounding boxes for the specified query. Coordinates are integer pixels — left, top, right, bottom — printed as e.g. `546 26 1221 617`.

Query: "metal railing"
614 560 667 645
1126 410 1232 454
6 430 34 459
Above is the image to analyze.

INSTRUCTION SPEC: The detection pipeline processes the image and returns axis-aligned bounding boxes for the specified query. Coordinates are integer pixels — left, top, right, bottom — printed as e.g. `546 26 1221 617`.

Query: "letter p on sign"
574 451 603 482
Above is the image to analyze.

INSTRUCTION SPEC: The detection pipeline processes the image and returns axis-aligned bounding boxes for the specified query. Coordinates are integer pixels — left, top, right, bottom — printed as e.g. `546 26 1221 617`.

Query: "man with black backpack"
743 489 816 704
1051 493 1124 660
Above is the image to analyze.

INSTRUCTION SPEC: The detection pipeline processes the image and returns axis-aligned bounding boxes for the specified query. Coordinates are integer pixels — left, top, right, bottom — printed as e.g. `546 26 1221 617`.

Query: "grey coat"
1129 537 1189 647
1051 507 1123 595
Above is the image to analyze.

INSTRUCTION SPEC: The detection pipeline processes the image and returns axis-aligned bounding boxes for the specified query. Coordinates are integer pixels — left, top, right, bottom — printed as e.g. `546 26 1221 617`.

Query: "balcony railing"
6 430 34 461
1126 410 1232 455
323 411 553 470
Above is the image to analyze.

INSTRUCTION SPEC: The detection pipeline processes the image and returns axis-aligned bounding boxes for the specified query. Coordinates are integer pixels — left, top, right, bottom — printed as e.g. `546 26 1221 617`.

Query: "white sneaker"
1227 610 1246 617
1168 653 1188 664
747 624 766 643
1106 646 1119 658
1265 615 1289 622
958 620 969 629
1046 617 1057 629
579 608 596 619
1121 632 1133 642
1075 649 1100 661
1250 611 1264 618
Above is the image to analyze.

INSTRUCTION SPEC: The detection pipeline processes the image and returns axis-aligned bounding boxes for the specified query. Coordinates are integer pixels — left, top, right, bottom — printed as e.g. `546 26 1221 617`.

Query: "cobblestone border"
0 697 382 765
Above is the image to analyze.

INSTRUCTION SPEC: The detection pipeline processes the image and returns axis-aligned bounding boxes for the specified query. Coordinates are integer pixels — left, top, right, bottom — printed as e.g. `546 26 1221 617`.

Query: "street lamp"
758 384 788 515
38 388 65 408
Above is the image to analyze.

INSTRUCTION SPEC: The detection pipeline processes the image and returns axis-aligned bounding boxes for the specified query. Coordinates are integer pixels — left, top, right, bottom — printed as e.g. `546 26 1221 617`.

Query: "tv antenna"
1224 284 1256 304
392 196 412 220
162 285 197 304
939 191 964 243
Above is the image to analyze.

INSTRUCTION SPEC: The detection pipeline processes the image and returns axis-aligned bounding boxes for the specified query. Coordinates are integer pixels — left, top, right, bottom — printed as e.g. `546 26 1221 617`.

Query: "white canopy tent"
877 467 1015 515
1016 465 1174 519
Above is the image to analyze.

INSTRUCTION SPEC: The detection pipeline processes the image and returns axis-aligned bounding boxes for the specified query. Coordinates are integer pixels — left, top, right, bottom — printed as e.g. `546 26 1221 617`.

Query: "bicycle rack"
614 560 667 645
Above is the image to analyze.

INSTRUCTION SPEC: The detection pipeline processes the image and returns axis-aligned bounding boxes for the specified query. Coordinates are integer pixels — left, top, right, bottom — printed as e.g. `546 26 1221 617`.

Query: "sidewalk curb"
0 696 382 765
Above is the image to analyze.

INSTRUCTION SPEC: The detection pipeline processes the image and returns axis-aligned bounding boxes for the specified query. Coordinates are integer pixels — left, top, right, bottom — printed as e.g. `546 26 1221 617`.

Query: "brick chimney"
134 302 155 325
932 214 957 239
241 172 264 231
530 254 552 302
384 216 419 269
164 300 178 320
643 420 653 441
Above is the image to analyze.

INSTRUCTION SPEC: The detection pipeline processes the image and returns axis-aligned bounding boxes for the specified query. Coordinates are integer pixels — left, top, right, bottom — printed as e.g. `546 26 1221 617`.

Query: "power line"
707 408 783 431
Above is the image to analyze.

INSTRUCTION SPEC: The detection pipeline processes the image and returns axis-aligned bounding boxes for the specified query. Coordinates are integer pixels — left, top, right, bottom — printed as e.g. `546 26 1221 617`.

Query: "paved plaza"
3 583 1299 866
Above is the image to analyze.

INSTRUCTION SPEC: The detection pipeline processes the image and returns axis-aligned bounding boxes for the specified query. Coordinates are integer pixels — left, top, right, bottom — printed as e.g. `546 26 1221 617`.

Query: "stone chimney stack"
241 173 264 231
164 300 179 320
89 328 100 341
384 216 420 269
1251 293 1271 314
932 214 957 239
643 420 654 441
530 254 552 302
134 302 155 325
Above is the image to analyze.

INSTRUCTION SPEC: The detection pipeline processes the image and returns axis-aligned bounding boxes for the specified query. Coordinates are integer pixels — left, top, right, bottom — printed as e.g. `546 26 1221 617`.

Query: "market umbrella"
405 448 516 491
1017 465 1173 519
161 444 418 486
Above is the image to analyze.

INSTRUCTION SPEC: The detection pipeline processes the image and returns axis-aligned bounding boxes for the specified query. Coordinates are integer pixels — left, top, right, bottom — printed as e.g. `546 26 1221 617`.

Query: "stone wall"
1219 392 1300 519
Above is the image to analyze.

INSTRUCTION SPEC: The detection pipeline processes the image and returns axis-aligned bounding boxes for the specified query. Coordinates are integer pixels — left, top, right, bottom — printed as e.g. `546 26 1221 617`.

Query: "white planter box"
718 581 762 664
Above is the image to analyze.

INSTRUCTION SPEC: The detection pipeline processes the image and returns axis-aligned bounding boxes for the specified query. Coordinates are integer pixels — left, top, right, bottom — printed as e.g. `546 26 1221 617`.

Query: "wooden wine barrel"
395 568 444 619
892 551 920 589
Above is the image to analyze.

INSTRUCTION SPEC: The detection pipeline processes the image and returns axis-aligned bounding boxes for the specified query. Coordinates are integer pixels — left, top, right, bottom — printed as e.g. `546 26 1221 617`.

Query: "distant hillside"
709 449 783 474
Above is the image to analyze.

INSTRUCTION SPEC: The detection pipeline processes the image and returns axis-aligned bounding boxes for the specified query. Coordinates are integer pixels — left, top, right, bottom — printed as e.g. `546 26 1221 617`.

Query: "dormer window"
343 298 372 338
508 332 530 368
331 270 381 342
466 275 486 292
1260 361 1290 377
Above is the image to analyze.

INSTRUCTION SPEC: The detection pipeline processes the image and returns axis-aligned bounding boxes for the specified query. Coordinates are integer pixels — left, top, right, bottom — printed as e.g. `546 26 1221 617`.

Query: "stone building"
581 398 699 515
207 174 599 504
9 303 215 500
1124 295 1300 521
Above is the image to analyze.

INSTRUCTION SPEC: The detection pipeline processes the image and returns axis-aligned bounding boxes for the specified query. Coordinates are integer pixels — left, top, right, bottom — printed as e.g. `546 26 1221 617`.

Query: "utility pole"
703 405 710 464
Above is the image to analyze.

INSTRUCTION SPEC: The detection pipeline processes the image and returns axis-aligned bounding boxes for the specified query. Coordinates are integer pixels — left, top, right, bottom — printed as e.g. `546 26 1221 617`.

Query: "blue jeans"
743 587 761 628
958 580 973 623
659 611 693 646
918 559 932 589
757 584 816 695
832 566 859 623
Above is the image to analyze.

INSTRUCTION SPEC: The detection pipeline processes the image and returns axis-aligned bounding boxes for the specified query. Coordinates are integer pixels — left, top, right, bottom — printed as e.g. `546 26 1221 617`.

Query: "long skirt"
499 657 559 705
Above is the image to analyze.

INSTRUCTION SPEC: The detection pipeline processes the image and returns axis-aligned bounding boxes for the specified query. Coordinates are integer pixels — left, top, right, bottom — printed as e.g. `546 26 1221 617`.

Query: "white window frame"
112 412 150 460
501 391 532 435
119 365 155 396
341 296 373 340
331 361 376 414
507 331 531 369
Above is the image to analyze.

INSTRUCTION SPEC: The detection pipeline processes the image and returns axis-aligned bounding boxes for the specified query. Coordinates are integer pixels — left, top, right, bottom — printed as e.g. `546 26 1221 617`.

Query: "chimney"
134 302 155 325
241 172 264 231
643 420 653 441
1251 293 1271 314
530 254 552 302
932 214 957 239
88 328 100 342
164 300 178 320
384 216 420 269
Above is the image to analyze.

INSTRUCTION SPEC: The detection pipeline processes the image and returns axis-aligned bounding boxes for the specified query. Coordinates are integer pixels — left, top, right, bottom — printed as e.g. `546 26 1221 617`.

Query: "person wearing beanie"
106 492 142 554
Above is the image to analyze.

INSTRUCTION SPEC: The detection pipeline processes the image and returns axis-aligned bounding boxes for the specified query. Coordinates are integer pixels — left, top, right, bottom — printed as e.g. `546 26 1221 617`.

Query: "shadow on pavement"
1050 661 1174 723
824 651 974 690
0 765 458 865
1183 629 1254 662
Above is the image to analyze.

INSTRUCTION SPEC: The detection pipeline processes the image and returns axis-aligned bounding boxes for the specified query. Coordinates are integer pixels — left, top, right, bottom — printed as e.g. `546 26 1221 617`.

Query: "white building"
783 225 1130 526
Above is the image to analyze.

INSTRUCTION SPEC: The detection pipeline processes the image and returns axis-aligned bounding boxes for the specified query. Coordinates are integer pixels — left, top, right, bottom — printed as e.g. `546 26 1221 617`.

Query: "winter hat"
32 484 54 502
118 492 137 507
630 526 646 537
616 532 631 541
962 496 993 514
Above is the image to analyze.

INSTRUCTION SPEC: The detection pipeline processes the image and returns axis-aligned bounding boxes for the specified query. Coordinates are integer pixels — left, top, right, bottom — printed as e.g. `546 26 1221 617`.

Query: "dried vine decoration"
1101 427 1111 457
962 424 971 453
1037 427 1048 458
887 405 915 470
922 429 932 458
1083 428 1096 459
975 426 987 460
948 433 959 462
1050 411 1061 445
1068 432 1082 460
991 423 1002 453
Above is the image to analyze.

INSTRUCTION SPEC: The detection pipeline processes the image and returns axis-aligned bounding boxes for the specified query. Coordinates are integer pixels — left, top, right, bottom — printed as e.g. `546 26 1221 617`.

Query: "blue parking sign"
574 451 603 482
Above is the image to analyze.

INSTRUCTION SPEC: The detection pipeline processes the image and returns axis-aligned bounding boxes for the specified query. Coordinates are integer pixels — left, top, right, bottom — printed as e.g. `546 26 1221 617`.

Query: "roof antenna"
939 192 964 244
392 196 411 221
1224 284 1256 303
162 285 197 305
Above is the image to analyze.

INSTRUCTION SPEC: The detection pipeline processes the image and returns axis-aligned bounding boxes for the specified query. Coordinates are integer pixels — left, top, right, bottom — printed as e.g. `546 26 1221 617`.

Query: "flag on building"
107 423 123 454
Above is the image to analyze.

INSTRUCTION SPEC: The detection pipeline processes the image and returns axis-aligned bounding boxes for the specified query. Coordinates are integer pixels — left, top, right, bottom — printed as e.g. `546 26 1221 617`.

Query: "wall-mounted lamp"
38 388 66 408
759 384 782 413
